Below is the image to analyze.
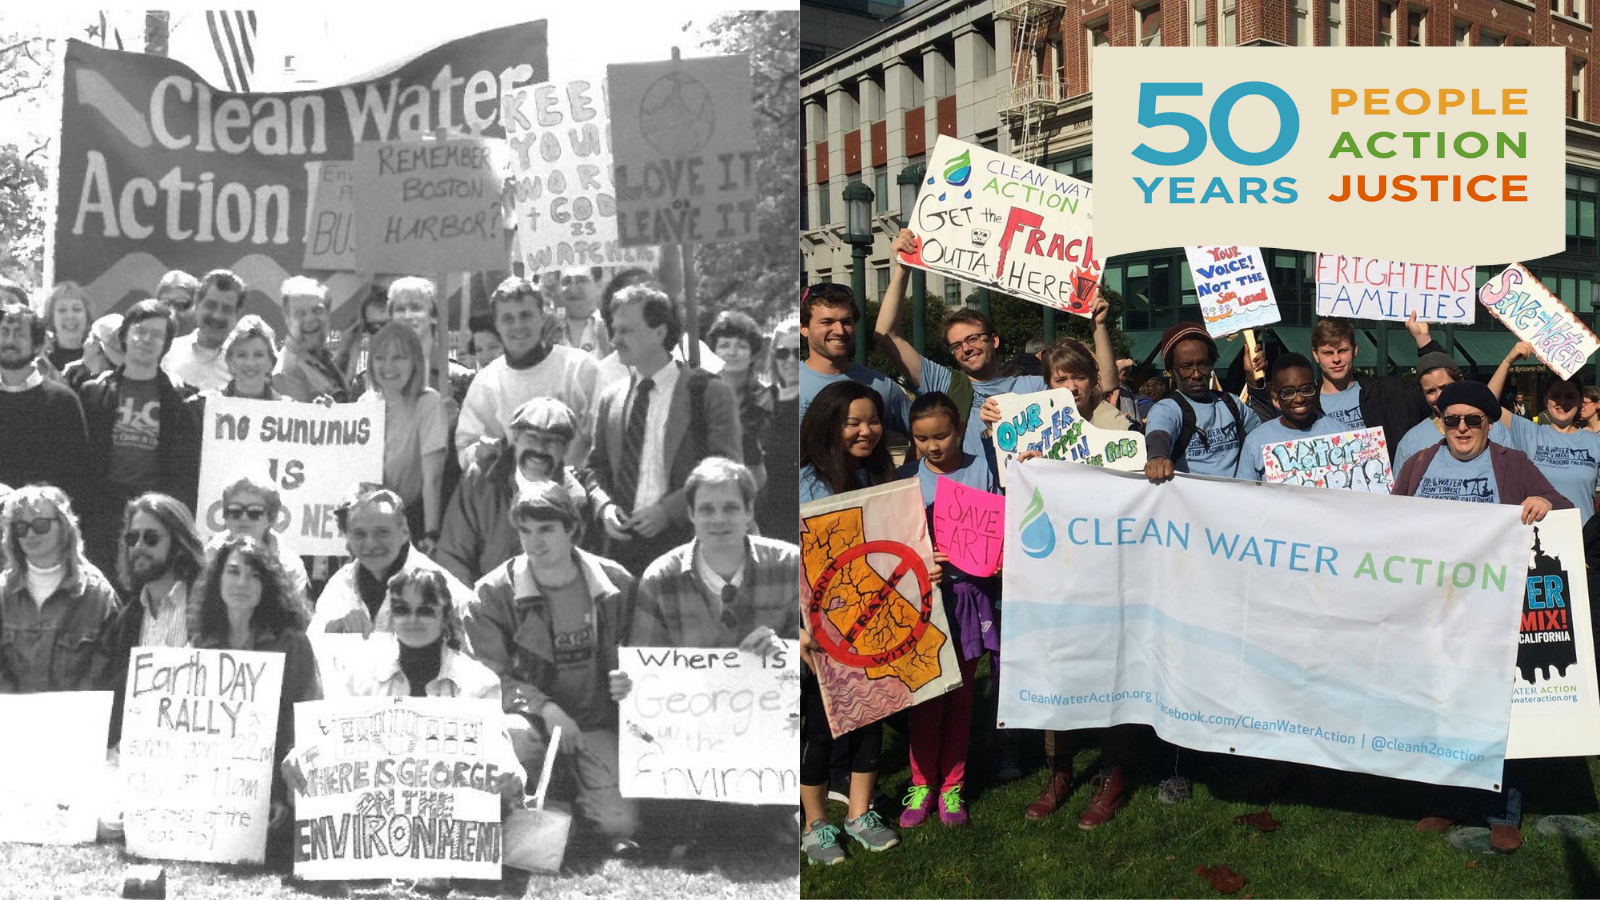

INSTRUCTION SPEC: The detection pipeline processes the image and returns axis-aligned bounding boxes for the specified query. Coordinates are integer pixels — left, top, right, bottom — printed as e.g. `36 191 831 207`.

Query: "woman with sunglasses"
0 484 119 692
211 477 311 611
362 322 447 552
757 316 801 539
1489 342 1600 527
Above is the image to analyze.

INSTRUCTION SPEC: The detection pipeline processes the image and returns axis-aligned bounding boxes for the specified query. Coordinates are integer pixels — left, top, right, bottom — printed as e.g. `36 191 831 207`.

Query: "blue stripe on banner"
204 11 238 92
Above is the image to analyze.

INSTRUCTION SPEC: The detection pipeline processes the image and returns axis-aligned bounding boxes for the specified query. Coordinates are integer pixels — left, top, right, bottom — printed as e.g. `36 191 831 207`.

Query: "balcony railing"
994 0 1070 20
998 77 1066 117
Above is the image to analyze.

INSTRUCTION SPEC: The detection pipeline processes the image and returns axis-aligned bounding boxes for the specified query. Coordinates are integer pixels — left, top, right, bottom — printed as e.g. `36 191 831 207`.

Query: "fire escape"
994 0 1069 162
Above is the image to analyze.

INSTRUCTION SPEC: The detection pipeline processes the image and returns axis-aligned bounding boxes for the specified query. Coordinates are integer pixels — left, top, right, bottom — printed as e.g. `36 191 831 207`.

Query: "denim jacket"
0 561 120 694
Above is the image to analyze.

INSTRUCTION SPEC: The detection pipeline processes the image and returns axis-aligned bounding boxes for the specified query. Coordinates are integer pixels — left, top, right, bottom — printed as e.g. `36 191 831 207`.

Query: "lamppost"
843 179 875 365
897 163 927 355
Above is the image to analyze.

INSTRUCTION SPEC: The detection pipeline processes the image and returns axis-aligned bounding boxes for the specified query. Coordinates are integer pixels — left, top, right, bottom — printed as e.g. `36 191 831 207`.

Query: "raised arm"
1488 342 1532 429
1090 290 1118 397
875 229 927 389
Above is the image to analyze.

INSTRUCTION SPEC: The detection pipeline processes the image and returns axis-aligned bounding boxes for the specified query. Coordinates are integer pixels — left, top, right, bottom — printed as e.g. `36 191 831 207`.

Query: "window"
1290 0 1310 45
1453 20 1470 46
1377 3 1394 46
1221 0 1236 45
1139 3 1163 45
1574 61 1587 121
1576 0 1587 23
1087 21 1110 88
818 185 831 226
1480 29 1505 47
875 266 890 301
875 170 888 213
1192 0 1208 45
1047 151 1094 183
1567 172 1599 256
1406 8 1424 45
1325 0 1343 45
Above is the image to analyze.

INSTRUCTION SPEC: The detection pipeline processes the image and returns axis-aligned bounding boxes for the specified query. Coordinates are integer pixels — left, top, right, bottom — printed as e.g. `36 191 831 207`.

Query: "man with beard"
456 277 602 470
556 267 610 355
437 397 592 586
1234 353 1347 482
161 269 243 392
799 283 912 440
0 301 89 504
272 276 350 403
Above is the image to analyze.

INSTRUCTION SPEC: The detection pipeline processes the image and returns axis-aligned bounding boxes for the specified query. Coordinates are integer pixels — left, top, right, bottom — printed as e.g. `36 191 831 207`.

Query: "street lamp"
897 163 928 355
842 179 875 365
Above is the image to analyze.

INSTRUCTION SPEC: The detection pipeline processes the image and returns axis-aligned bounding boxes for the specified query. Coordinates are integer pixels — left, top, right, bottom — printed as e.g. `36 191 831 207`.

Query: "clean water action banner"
0 692 112 845
1315 255 1476 324
617 643 800 804
1000 461 1530 790
1478 264 1600 380
1508 509 1600 759
990 388 1146 488
1186 245 1280 337
899 136 1100 316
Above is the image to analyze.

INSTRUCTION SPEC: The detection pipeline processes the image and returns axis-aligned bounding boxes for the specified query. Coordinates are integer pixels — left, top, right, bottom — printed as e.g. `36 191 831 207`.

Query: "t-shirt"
1415 449 1499 504
917 354 1048 472
799 363 912 439
1319 382 1365 430
1503 415 1600 525
896 452 998 509
1393 417 1513 474
1146 393 1264 477
798 464 872 504
1234 414 1347 482
374 389 448 507
108 376 163 492
541 574 599 718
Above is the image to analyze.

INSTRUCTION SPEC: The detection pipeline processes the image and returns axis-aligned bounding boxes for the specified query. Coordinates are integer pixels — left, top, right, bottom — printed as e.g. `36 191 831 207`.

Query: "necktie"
719 584 740 633
614 378 654 512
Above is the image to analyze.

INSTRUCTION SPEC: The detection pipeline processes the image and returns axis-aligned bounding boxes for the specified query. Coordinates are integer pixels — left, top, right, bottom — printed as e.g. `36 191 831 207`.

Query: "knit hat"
1158 322 1216 370
1435 379 1500 422
1415 351 1462 380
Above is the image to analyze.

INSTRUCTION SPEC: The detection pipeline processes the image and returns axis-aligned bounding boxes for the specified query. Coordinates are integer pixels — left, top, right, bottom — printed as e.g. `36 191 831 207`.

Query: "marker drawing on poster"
989 388 1146 488
1479 263 1600 380
1262 427 1394 493
931 476 1005 577
1314 255 1477 324
1186 246 1281 336
353 138 510 275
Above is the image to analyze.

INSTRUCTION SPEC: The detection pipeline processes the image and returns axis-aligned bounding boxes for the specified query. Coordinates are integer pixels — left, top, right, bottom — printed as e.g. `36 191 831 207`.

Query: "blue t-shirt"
1393 417 1514 474
1415 450 1499 504
1234 414 1347 482
1319 382 1365 430
798 464 874 504
1504 415 1600 525
917 354 1048 470
799 364 913 439
1146 393 1264 477
895 452 999 508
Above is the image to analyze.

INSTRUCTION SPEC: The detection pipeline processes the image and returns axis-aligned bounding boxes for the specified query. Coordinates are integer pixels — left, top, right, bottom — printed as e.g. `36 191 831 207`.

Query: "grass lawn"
801 662 1600 899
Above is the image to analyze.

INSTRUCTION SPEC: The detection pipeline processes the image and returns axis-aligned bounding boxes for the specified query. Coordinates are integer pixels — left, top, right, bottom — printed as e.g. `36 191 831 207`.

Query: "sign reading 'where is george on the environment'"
900 136 1101 317
609 55 760 246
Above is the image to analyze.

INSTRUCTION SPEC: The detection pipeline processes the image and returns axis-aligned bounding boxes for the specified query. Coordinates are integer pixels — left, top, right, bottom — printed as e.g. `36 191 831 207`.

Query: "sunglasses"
123 529 164 548
1442 414 1487 430
225 504 268 522
1274 384 1319 401
16 517 57 536
772 347 797 360
390 602 440 619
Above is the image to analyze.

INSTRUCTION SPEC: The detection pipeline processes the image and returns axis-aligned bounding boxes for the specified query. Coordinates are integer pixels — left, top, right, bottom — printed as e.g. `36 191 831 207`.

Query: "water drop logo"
1019 488 1055 559
942 149 973 187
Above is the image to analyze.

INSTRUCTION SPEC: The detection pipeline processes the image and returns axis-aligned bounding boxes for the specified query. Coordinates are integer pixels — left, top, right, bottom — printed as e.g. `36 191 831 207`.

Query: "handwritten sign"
989 389 1146 487
196 396 384 555
1315 255 1477 324
899 136 1099 316
1262 426 1393 493
292 697 505 880
121 648 285 864
932 476 1005 577
0 692 112 844
353 138 510 274
1479 263 1600 380
609 55 759 246
1185 246 1280 336
618 643 800 804
303 161 355 271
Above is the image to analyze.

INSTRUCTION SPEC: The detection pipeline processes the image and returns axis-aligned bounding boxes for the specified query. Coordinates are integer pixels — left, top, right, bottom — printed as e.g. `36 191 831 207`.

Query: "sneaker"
801 818 847 866
843 809 901 852
1078 767 1126 830
1025 769 1073 821
938 785 968 827
993 752 1024 783
1490 824 1523 853
1158 775 1192 805
899 784 934 828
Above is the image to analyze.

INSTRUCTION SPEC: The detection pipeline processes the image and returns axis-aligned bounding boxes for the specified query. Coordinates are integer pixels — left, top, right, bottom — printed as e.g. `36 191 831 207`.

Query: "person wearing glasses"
1143 323 1265 482
335 289 391 390
0 484 118 693
1392 353 1513 473
758 316 800 539
1487 342 1600 526
272 276 350 404
1233 353 1347 482
1309 316 1440 463
208 477 311 608
1392 378 1567 855
154 269 200 337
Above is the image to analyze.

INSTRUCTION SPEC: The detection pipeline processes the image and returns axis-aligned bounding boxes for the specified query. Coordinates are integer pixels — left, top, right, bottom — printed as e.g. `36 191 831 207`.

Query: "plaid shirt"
630 536 800 647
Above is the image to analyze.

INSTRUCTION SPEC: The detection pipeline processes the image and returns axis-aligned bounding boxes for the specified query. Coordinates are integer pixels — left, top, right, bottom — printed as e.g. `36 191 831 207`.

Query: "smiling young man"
799 283 913 440
1235 353 1346 482
1310 315 1442 462
272 276 350 403
161 269 243 392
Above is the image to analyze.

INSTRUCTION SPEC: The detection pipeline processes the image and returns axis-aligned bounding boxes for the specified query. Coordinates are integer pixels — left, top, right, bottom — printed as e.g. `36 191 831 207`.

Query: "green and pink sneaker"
899 784 934 828
939 785 969 826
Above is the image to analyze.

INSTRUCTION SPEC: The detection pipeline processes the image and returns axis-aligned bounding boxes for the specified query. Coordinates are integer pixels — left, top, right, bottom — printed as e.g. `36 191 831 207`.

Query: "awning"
1213 331 1246 366
1269 326 1313 360
1452 331 1520 370
1353 328 1380 368
1124 330 1164 366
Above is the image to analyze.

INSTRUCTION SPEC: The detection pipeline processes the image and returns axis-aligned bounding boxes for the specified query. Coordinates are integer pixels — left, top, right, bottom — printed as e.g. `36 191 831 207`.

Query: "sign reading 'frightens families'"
1315 255 1476 324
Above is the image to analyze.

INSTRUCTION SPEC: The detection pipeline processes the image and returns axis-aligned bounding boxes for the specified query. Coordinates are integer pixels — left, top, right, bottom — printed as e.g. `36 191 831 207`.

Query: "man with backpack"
1144 323 1265 482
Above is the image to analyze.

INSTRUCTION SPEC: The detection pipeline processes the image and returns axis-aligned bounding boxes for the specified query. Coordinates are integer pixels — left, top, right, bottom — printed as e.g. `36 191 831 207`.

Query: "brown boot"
1025 769 1073 821
1078 766 1126 830
1414 815 1460 833
1490 824 1523 853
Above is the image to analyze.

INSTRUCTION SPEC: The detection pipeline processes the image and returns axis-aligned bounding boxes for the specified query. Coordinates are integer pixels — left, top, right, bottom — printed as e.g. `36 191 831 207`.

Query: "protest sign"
55 22 546 312
121 648 285 864
0 692 112 845
303 161 354 270
1314 255 1476 324
196 396 384 555
899 136 1100 316
1479 264 1600 380
352 138 509 275
989 388 1146 488
1185 246 1280 336
609 55 759 246
801 480 963 737
1000 461 1530 790
292 697 505 880
308 632 389 699
932 476 1005 577
1262 426 1393 493
617 642 800 804
1508 509 1600 758
503 77 660 272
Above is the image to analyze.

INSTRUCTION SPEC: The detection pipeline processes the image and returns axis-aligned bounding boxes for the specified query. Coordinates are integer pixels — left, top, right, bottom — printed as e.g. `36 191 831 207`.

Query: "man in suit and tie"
584 283 742 576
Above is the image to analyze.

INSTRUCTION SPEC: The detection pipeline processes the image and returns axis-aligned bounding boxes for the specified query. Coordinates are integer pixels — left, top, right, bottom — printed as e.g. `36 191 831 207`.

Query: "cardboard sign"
1314 255 1477 324
353 138 510 275
196 396 384 555
303 160 355 270
1185 246 1281 336
617 643 800 804
609 55 760 246
291 697 505 880
989 389 1146 487
1262 426 1394 493
0 691 112 845
932 476 1005 577
899 136 1100 316
1479 263 1600 380
121 648 285 864
1509 509 1600 758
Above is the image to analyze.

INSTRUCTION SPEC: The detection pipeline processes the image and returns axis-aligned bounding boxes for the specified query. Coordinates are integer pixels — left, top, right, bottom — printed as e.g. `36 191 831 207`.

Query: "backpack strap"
1170 391 1200 460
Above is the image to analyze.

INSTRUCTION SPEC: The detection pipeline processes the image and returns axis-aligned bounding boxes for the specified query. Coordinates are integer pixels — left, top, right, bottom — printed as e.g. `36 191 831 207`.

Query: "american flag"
206 10 257 92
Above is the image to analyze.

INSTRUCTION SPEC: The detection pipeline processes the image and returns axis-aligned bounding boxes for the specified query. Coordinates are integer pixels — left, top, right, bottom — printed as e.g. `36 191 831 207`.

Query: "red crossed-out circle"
808 540 934 668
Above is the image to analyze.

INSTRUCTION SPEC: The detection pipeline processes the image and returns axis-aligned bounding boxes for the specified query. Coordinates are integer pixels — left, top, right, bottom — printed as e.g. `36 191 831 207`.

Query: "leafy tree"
0 31 56 285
